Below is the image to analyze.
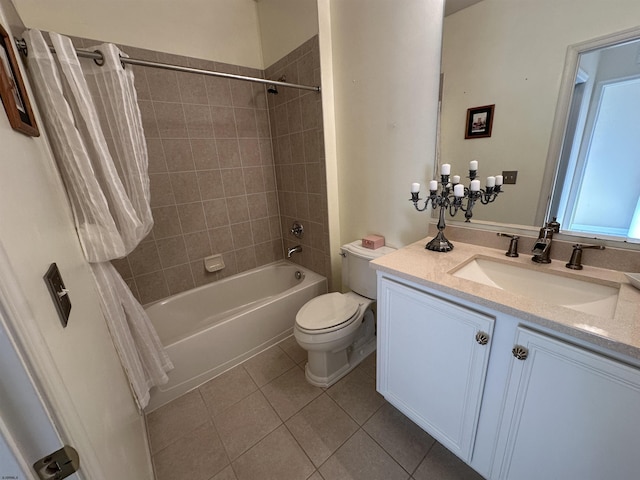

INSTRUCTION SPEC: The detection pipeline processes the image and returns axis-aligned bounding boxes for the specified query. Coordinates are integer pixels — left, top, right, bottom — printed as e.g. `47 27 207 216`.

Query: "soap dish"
624 272 640 290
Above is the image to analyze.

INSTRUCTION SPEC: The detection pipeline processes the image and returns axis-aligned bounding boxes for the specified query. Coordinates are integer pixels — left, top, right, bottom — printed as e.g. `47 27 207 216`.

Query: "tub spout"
287 245 302 258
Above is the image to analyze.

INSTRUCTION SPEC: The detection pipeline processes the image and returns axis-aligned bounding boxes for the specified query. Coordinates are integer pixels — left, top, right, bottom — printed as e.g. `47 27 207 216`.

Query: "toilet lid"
296 292 359 331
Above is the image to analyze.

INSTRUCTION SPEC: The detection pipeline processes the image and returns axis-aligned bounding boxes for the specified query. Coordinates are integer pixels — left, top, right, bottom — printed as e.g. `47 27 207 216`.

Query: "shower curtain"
23 30 172 409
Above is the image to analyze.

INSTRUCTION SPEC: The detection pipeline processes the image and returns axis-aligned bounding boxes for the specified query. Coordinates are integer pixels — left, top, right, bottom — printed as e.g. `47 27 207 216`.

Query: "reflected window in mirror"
548 35 640 242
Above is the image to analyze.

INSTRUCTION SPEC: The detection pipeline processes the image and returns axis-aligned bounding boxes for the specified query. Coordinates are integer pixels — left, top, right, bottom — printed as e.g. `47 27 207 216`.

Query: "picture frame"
465 104 494 139
0 24 39 137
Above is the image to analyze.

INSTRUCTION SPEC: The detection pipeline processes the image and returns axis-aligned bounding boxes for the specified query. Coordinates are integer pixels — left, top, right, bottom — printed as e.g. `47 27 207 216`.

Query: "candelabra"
410 161 504 252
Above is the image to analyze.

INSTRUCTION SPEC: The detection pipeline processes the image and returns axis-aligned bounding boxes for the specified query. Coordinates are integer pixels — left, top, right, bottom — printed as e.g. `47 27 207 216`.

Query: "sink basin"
451 257 620 318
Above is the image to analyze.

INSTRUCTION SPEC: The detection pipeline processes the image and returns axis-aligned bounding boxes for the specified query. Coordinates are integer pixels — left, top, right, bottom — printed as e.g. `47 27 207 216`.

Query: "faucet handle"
566 243 605 270
497 233 519 257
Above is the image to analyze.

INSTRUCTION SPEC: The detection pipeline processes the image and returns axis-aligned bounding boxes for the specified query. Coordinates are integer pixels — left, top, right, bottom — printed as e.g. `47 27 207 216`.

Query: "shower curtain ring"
93 49 105 66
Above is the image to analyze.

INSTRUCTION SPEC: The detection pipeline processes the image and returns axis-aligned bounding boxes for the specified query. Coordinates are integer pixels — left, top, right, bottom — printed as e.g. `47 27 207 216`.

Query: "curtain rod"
14 38 321 93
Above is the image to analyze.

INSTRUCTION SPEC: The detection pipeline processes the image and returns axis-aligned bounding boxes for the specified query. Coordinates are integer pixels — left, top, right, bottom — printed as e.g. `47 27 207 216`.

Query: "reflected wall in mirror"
440 0 640 232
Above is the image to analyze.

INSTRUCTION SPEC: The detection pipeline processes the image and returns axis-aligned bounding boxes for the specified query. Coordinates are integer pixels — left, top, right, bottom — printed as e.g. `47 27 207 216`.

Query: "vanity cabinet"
492 327 640 480
376 271 640 479
376 275 494 461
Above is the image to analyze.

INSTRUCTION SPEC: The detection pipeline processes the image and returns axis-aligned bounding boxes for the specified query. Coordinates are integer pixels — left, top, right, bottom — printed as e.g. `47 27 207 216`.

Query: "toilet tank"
341 240 396 299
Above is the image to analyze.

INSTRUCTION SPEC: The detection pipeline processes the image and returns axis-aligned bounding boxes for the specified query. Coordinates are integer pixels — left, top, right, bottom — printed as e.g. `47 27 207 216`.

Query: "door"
0 304 80 480
493 327 640 480
377 275 494 461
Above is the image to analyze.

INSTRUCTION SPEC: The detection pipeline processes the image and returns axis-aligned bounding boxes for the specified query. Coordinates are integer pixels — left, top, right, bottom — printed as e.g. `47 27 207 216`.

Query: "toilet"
294 240 395 387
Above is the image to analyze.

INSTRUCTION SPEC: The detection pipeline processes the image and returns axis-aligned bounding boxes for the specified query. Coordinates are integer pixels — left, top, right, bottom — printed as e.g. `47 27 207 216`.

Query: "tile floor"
146 337 485 480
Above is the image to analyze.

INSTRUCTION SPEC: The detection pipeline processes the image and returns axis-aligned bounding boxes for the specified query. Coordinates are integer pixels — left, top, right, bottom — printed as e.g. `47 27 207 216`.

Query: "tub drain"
295 270 304 280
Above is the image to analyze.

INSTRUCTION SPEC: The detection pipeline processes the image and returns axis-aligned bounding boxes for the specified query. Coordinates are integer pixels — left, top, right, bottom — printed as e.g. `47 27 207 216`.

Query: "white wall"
257 0 318 68
12 0 264 68
0 1 153 478
326 0 444 249
441 0 640 226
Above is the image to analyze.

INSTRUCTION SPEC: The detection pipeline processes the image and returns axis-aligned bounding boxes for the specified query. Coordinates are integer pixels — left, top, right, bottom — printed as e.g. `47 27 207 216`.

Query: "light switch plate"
502 170 518 184
44 263 71 328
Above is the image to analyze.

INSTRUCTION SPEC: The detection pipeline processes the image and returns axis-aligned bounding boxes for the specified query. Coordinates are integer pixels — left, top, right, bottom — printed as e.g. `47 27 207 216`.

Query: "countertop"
370 238 640 361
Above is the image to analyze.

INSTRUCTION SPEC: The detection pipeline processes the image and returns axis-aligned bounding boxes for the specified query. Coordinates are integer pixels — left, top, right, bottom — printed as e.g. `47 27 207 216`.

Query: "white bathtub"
144 260 327 412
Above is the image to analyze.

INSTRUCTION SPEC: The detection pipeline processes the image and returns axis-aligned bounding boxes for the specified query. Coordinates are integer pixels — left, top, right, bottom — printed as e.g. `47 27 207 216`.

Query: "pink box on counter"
362 234 385 249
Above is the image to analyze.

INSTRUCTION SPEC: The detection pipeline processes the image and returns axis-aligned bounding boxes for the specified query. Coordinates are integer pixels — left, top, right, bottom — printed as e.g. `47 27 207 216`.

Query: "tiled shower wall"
68 35 330 304
105 46 283 304
266 37 330 281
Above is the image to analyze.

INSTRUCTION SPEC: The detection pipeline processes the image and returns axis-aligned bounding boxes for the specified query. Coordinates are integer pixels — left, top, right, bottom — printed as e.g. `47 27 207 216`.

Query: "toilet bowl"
294 240 395 387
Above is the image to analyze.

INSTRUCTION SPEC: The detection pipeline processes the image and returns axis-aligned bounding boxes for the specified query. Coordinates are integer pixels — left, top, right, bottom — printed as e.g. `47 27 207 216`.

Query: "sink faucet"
497 232 519 257
532 218 560 264
286 245 302 258
566 243 605 270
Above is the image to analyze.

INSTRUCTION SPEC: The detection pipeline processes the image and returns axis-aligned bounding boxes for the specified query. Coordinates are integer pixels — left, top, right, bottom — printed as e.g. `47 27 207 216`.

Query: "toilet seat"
295 292 360 333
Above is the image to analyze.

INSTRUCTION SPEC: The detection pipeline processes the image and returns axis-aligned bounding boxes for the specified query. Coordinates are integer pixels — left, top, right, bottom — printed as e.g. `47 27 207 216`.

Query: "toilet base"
304 336 377 388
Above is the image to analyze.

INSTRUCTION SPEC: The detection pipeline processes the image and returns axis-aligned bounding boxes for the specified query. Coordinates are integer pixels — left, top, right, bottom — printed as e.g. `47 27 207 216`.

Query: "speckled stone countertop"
370 238 640 361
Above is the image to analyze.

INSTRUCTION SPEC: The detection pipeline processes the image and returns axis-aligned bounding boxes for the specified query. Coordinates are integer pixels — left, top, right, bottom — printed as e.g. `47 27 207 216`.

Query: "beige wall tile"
170 172 200 204
164 264 195 295
184 103 214 139
206 77 233 107
121 37 322 302
151 206 182 239
234 108 258 138
177 71 208 105
191 138 219 170
146 68 181 103
183 231 212 261
204 199 230 228
222 168 246 197
238 138 261 166
211 106 237 138
217 139 242 168
177 202 206 233
154 102 188 138
136 271 170 305
146 138 168 173
156 236 189 268
226 196 250 223
209 226 234 253
197 170 225 200
128 242 162 276
162 139 195 172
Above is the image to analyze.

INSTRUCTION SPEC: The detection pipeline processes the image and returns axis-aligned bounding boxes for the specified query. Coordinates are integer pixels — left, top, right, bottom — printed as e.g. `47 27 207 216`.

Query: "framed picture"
0 24 39 137
465 104 494 139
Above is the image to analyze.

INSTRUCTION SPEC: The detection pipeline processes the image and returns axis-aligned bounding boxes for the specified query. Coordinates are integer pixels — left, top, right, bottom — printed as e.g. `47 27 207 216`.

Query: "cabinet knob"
512 345 529 360
475 331 490 345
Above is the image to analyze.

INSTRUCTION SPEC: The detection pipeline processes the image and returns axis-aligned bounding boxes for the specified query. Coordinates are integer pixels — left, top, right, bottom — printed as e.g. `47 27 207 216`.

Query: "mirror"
439 0 640 239
548 33 640 242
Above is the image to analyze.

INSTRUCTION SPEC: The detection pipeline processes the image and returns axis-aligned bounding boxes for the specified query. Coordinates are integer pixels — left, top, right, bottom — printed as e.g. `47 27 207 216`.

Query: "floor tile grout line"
360 410 435 478
147 399 212 457
281 420 323 475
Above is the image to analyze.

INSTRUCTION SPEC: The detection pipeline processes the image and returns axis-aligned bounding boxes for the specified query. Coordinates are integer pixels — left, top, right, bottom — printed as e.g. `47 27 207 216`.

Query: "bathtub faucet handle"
290 221 304 239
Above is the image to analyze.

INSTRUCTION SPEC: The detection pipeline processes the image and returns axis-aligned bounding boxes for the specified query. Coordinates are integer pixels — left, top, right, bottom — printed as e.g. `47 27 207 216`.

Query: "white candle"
429 180 438 191
470 179 481 192
452 175 461 184
486 176 496 188
454 184 465 197
469 160 478 171
411 182 420 193
495 175 504 186
441 163 451 175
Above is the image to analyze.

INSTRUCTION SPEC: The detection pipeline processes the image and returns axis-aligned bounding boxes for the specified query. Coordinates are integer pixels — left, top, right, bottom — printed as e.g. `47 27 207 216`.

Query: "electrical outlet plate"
44 263 71 328
502 170 518 184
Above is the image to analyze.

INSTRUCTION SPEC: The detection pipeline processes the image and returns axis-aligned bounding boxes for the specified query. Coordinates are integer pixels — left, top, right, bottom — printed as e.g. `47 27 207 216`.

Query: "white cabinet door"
493 327 640 480
377 276 494 461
